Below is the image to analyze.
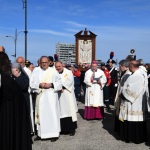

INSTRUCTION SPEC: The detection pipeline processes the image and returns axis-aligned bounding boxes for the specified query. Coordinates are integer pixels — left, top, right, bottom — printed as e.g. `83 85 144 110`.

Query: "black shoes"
34 136 59 142
34 136 41 141
70 130 75 136
51 138 58 142
106 106 111 110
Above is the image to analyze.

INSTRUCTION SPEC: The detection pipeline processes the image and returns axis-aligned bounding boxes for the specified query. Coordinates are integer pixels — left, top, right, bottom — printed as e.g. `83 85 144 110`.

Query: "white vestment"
23 66 32 78
84 69 107 107
30 67 62 138
32 66 41 73
115 69 131 115
119 69 149 122
59 68 78 122
139 66 150 111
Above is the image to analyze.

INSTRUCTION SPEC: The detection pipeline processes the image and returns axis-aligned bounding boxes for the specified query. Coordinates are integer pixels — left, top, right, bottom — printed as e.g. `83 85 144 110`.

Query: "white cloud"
29 29 72 36
64 28 80 33
64 21 87 28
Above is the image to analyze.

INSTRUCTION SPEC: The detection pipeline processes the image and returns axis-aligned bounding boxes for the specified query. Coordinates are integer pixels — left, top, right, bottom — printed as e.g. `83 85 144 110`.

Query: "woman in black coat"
11 62 30 113
0 52 32 150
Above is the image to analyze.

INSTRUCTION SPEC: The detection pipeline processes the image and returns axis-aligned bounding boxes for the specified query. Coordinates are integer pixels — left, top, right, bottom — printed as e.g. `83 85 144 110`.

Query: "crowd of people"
0 51 150 150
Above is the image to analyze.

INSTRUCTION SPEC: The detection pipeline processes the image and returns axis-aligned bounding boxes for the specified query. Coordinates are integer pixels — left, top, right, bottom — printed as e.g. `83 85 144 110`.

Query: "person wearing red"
72 65 81 101
101 62 111 110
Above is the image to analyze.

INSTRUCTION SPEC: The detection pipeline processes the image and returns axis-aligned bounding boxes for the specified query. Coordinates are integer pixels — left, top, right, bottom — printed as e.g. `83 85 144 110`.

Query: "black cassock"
0 73 32 150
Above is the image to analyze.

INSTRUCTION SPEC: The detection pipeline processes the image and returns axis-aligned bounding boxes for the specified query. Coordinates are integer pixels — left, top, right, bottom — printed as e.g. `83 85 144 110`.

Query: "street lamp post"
6 29 23 59
22 0 28 60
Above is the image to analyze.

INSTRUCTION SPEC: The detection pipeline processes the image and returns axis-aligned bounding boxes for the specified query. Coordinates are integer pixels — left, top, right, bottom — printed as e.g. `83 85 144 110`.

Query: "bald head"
16 56 25 67
91 63 98 71
55 61 63 73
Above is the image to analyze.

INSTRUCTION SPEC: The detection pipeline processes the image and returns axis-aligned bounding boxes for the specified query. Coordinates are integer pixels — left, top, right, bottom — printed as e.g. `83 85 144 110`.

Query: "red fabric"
103 68 111 86
92 60 98 64
90 77 93 83
84 106 104 120
73 70 81 77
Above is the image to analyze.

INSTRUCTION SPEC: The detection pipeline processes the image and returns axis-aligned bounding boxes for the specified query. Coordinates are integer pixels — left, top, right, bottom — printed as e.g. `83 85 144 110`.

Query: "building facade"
56 43 76 65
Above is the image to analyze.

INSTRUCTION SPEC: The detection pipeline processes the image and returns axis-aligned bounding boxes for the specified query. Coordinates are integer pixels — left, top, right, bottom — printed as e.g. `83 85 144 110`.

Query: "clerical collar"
121 70 126 77
92 69 97 72
59 69 64 74
41 67 48 71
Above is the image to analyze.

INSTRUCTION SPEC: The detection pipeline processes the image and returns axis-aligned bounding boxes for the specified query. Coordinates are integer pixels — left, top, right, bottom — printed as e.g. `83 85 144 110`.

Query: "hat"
92 60 98 64
101 62 105 66
11 63 21 70
107 52 116 64
107 59 116 64
73 64 78 68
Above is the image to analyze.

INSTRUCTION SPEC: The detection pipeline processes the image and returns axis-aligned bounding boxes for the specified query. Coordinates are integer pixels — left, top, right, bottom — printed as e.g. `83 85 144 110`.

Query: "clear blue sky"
0 0 150 65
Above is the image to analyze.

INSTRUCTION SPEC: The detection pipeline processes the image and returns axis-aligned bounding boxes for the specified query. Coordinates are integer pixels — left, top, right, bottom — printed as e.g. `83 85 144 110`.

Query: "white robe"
32 66 41 73
59 68 78 122
119 69 149 122
30 67 62 139
84 69 107 107
115 69 131 115
23 66 32 78
139 66 150 112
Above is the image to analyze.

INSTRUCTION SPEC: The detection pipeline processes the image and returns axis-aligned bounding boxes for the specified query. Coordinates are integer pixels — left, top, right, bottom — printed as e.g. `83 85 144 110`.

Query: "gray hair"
40 56 49 63
119 59 129 67
11 62 21 70
137 59 144 66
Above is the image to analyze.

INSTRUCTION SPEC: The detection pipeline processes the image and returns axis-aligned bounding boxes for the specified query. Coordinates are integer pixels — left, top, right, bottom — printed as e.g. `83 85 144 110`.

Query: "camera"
130 49 135 55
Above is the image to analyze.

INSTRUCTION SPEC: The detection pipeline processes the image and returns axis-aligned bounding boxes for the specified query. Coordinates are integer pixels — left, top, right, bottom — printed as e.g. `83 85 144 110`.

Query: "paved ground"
32 100 150 150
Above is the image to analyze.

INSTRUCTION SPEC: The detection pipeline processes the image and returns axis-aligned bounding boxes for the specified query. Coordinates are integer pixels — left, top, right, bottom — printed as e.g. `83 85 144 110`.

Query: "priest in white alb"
114 59 131 132
55 61 78 136
30 56 62 142
84 60 107 120
118 60 149 144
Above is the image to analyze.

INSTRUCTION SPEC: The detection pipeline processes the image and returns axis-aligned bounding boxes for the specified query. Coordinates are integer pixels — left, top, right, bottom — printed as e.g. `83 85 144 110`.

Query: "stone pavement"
32 101 150 150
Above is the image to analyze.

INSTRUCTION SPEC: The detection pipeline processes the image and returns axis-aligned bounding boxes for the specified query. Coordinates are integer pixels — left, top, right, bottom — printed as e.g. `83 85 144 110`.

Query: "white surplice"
84 69 107 107
59 68 78 122
30 67 62 139
114 69 131 115
119 69 149 122
23 66 32 78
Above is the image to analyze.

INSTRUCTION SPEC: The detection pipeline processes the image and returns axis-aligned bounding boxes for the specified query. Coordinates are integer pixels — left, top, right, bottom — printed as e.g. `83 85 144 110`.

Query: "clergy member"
30 56 62 142
84 60 107 120
114 59 131 132
55 61 78 136
16 56 32 77
118 60 149 144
